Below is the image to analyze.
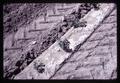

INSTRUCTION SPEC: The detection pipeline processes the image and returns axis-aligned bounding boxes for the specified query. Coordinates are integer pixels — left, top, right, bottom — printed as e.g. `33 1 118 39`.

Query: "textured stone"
14 4 116 79
51 7 117 80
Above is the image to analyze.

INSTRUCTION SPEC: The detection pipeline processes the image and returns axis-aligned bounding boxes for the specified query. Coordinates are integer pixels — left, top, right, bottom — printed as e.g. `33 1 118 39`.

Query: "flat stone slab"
14 3 115 79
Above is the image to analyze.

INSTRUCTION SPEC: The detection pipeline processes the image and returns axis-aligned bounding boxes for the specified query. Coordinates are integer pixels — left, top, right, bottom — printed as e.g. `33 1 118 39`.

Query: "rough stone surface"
13 4 116 79
51 9 117 80
4 3 83 79
4 3 117 80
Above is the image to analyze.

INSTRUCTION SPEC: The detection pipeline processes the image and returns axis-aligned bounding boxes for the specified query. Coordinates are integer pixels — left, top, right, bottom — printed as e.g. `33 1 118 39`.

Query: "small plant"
15 60 23 67
34 62 45 73
91 3 100 10
73 19 87 28
59 39 73 53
